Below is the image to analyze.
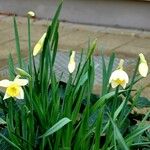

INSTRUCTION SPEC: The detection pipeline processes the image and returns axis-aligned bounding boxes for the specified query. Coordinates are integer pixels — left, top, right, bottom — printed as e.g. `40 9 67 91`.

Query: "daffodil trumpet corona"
33 33 46 56
68 51 76 73
109 59 129 89
0 75 28 100
138 53 148 77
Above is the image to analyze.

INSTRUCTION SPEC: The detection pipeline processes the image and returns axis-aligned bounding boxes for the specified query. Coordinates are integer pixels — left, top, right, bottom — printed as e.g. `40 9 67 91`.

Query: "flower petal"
68 51 76 73
111 80 119 88
0 80 12 87
109 69 129 89
33 33 46 56
14 78 28 86
3 93 11 100
120 71 129 83
16 87 24 99
120 82 126 89
68 62 76 73
33 43 42 56
139 53 147 63
138 62 148 77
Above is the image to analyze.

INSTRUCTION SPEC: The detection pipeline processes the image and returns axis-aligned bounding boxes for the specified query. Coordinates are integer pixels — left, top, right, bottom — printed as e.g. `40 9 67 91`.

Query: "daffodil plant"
0 2 150 150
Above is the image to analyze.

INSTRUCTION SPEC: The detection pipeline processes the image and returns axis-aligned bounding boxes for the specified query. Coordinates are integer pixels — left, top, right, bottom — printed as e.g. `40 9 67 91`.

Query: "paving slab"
0 20 12 31
78 34 135 57
0 39 34 68
0 29 14 44
17 24 47 42
59 29 105 52
115 37 150 59
97 34 135 51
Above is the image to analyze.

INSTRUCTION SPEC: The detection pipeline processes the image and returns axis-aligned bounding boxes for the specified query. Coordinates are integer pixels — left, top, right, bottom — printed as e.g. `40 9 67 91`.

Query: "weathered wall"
0 0 150 30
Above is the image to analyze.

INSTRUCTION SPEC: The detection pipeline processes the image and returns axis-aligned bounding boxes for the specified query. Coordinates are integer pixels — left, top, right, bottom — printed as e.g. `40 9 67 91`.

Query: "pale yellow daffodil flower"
0 75 28 100
138 53 148 77
68 51 76 73
33 33 46 56
109 59 129 89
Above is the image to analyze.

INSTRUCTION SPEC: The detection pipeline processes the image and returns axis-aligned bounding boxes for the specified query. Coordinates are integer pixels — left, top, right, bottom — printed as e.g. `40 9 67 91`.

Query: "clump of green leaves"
0 1 150 150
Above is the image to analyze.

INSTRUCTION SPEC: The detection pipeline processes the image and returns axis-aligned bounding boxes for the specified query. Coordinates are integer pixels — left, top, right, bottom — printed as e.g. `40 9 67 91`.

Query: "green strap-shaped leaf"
0 133 21 150
39 117 71 138
125 124 150 145
13 16 22 68
0 117 6 125
113 99 126 120
91 90 125 112
8 54 15 80
109 114 129 150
